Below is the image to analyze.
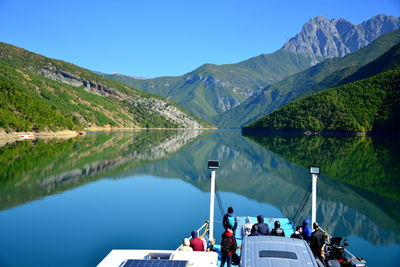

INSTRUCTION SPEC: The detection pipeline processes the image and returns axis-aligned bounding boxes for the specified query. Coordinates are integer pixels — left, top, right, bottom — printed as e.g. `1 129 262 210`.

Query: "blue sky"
0 0 399 78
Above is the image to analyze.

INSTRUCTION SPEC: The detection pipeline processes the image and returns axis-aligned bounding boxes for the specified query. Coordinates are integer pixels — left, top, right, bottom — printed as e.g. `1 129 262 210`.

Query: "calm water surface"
0 130 399 266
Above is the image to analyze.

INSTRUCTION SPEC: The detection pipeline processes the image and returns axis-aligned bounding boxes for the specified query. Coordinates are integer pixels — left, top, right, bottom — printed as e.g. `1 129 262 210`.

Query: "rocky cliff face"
40 63 128 100
132 97 203 129
283 14 400 65
39 64 203 129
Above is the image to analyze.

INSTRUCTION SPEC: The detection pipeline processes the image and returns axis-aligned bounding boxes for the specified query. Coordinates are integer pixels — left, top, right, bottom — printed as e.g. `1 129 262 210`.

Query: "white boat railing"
176 222 209 250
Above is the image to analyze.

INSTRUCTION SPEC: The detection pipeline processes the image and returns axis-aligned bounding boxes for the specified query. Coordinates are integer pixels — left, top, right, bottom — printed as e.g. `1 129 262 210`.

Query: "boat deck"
97 217 295 266
214 216 294 264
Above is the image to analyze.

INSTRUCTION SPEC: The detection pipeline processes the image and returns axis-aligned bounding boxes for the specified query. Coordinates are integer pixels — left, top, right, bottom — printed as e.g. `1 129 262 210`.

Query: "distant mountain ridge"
103 14 400 126
217 30 400 128
243 42 400 133
283 14 400 65
102 50 312 122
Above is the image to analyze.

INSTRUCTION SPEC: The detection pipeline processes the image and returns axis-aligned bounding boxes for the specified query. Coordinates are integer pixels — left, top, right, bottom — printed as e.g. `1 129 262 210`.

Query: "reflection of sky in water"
0 176 284 267
347 235 399 267
0 131 399 267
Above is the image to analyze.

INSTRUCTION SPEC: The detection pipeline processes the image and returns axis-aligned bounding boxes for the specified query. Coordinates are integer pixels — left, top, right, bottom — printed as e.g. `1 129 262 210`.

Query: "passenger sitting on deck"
223 207 238 235
190 230 205 251
301 218 312 242
241 216 253 239
249 224 261 236
255 215 270 235
290 226 303 239
179 238 193 251
220 224 237 267
270 221 285 236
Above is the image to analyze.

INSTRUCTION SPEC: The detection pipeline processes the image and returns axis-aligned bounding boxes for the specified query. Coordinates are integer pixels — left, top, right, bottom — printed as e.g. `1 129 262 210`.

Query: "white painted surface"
97 249 218 267
209 170 216 243
312 173 317 225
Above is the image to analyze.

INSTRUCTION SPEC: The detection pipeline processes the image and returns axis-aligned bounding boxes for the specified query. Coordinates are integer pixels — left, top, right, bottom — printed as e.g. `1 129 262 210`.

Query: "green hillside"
0 43 204 132
217 30 400 128
102 49 312 123
243 64 400 133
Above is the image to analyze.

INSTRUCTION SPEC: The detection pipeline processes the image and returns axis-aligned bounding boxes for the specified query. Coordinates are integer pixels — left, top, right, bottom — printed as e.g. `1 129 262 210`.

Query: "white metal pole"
209 170 216 243
311 173 317 225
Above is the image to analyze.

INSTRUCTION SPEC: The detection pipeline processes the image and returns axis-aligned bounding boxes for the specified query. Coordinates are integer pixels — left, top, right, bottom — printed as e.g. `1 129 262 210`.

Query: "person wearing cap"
190 230 205 251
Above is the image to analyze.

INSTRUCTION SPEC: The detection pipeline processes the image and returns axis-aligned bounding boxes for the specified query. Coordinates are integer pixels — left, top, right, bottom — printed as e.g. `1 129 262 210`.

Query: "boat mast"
207 160 219 244
309 166 320 225
311 173 317 224
209 170 216 242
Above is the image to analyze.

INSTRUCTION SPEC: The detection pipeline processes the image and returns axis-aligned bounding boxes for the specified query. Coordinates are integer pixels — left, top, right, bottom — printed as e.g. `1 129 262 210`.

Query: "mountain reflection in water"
132 131 400 246
1 130 399 248
0 130 203 210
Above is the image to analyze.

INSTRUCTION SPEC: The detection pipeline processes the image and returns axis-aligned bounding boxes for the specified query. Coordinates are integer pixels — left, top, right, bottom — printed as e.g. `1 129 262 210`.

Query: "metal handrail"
176 222 209 250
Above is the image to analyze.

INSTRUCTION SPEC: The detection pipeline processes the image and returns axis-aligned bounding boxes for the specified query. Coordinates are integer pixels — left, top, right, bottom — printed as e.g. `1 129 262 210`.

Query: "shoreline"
0 130 81 138
84 126 216 131
0 130 82 147
241 128 400 137
0 127 218 145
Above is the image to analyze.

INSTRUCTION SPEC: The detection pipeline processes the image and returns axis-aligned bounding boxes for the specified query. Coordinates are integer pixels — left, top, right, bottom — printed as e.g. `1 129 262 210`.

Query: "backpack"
221 235 236 253
232 251 240 265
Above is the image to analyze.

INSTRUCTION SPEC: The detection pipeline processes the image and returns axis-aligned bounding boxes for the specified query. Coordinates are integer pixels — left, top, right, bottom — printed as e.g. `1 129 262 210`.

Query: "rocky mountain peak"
283 14 400 65
309 15 330 24
361 14 400 42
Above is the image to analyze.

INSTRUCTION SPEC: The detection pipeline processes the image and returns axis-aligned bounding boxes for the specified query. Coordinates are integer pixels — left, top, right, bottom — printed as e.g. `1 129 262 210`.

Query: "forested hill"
243 43 400 133
0 43 206 132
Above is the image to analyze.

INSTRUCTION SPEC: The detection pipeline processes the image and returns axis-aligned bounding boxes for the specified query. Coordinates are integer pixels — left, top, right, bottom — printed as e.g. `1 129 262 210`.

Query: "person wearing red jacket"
190 230 205 251
220 225 237 267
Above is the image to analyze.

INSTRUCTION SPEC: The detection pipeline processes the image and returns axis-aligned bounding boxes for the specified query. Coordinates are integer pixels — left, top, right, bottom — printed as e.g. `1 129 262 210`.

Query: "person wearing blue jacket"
255 215 270 235
223 207 238 235
301 218 312 242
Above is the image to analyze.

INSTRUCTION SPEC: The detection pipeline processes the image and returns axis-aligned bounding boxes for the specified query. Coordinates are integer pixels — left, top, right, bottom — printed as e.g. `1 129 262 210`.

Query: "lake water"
0 130 399 267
